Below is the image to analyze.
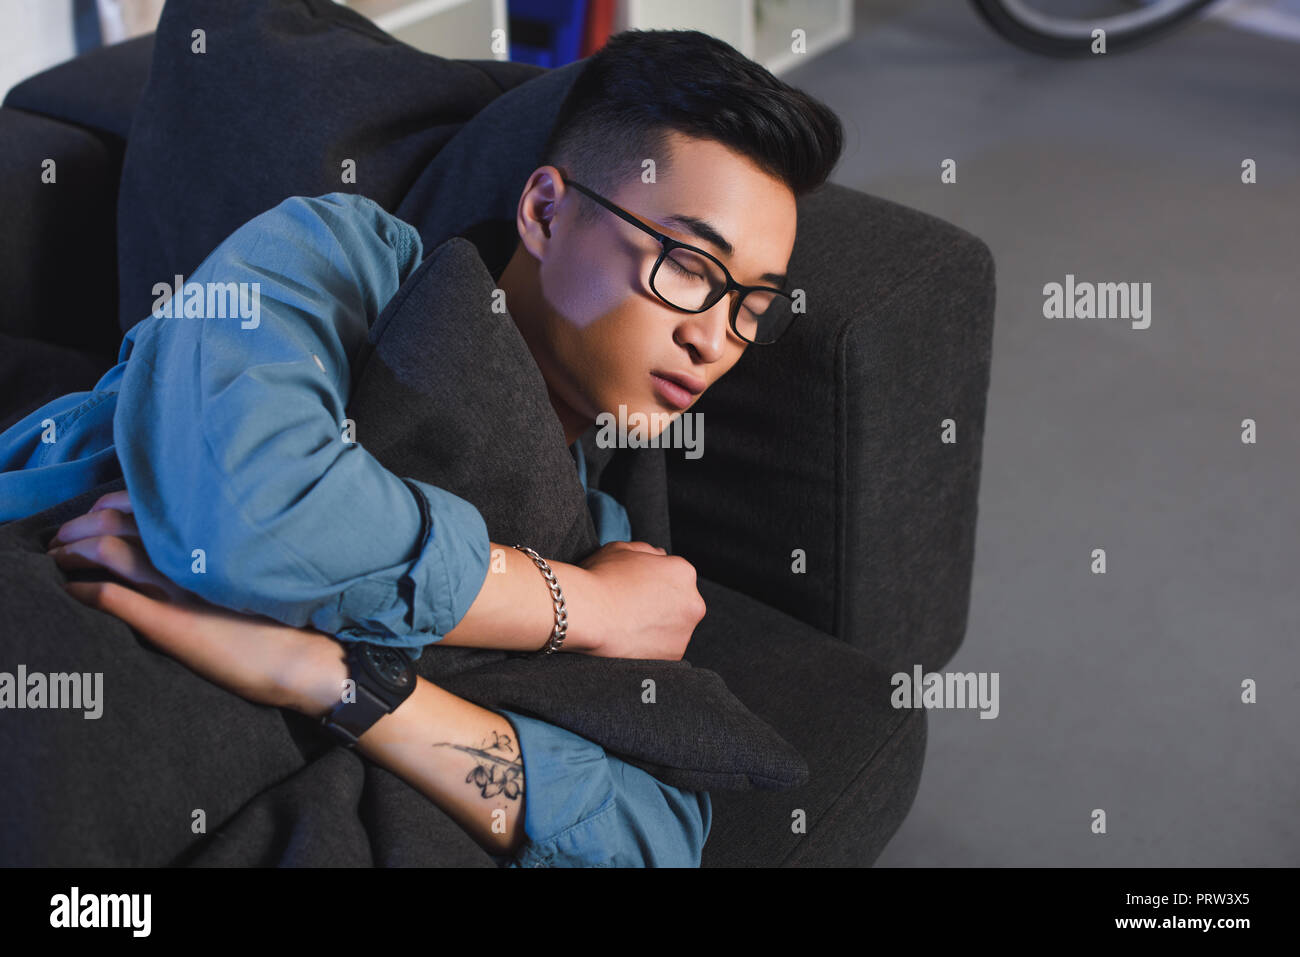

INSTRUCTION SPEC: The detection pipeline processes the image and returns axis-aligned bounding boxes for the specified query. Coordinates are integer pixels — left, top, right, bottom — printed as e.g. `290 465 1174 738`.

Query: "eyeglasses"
558 173 797 345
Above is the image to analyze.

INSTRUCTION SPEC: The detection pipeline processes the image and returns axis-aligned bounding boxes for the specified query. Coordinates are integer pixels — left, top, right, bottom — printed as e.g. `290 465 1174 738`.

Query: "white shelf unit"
336 0 510 59
617 0 852 75
337 0 851 74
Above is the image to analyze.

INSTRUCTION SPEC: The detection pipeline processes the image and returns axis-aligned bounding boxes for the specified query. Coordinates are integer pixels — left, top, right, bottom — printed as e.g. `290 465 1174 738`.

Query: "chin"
592 401 682 442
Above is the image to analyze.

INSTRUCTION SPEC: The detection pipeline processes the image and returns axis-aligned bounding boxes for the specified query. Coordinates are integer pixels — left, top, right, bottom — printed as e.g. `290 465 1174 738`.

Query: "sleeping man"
0 28 842 867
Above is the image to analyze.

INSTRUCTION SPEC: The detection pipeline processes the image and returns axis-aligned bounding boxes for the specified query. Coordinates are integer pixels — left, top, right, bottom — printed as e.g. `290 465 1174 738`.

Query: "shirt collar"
569 438 589 492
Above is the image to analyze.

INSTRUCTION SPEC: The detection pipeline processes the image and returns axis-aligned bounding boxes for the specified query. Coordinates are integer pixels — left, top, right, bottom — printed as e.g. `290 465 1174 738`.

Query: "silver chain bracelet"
509 544 568 656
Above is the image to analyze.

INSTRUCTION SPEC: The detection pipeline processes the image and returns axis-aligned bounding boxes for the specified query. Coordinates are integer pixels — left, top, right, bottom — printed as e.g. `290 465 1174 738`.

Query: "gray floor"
783 0 1299 866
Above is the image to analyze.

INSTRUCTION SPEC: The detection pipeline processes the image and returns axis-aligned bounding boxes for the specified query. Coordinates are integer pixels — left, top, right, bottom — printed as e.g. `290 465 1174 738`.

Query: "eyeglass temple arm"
560 173 790 298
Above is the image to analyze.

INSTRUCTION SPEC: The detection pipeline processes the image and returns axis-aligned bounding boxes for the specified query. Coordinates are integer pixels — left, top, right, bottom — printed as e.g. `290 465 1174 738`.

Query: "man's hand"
49 489 348 716
566 541 707 661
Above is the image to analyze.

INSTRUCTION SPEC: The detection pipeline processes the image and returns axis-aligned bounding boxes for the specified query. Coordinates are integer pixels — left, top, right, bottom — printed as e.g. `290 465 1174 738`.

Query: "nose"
672 293 735 363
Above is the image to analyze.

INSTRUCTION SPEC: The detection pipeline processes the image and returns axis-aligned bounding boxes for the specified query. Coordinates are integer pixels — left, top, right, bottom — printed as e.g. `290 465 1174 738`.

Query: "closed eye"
664 257 707 282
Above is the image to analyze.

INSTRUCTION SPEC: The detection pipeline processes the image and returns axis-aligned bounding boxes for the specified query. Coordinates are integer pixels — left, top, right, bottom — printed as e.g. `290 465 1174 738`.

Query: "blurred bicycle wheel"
971 0 1220 55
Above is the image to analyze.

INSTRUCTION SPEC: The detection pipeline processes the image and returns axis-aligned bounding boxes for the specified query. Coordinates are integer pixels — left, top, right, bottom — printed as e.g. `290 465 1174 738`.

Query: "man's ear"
515 167 566 260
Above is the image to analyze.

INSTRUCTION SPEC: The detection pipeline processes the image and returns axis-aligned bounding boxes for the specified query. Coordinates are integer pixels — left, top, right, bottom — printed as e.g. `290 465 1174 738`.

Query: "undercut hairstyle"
539 29 845 228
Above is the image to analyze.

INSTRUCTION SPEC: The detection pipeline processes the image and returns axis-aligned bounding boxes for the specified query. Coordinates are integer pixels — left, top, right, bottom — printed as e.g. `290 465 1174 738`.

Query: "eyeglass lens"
652 247 794 344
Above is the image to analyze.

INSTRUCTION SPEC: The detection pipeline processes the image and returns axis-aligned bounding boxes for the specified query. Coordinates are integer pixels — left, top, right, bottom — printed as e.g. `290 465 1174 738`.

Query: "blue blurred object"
509 0 587 67
73 0 102 53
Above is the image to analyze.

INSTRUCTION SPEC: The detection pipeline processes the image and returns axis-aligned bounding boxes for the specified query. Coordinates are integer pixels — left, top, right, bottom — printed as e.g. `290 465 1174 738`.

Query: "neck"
550 389 590 449
497 245 592 449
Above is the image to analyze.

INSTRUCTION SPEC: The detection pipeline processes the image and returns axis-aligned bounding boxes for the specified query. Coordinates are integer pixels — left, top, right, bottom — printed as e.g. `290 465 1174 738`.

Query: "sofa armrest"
666 181 996 673
0 107 121 357
0 33 155 357
3 33 153 142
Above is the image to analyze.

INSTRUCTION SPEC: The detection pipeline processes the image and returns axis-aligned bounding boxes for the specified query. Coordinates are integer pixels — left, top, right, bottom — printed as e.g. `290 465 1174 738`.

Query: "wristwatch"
319 641 418 747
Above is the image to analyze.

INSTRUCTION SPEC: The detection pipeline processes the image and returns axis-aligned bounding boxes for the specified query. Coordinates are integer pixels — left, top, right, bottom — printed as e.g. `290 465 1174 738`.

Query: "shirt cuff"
488 708 712 868
399 477 492 641
490 708 618 867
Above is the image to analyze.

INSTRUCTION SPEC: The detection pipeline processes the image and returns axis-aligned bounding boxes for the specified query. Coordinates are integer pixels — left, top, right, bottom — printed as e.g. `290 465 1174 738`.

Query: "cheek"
573 319 656 409
540 268 625 374
545 233 645 328
543 247 668 409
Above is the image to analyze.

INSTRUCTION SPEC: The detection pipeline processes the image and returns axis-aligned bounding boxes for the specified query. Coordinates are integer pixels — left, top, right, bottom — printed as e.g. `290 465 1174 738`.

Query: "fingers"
63 580 192 655
64 579 152 623
616 540 668 555
90 489 134 515
50 502 140 547
49 534 183 604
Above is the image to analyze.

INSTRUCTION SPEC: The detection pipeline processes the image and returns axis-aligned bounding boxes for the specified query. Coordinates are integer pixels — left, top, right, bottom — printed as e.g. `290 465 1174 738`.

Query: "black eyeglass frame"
558 173 795 345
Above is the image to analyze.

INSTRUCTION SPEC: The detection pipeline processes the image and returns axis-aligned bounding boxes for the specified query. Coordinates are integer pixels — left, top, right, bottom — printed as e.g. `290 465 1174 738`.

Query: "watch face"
361 644 413 689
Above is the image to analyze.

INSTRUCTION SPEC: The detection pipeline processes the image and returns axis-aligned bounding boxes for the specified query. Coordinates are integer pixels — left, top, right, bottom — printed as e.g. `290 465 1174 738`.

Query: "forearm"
288 639 711 868
439 542 604 655
292 641 528 858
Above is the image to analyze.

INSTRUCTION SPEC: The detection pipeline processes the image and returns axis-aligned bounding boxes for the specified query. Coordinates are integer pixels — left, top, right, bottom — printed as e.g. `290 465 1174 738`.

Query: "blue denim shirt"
0 192 710 867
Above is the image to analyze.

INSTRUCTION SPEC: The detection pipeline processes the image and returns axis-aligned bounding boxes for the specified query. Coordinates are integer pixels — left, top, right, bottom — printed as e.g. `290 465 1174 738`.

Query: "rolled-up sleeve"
113 192 491 651
491 708 712 868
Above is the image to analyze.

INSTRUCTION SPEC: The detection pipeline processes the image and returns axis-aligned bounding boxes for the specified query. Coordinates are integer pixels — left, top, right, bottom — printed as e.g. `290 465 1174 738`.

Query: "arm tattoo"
433 730 524 800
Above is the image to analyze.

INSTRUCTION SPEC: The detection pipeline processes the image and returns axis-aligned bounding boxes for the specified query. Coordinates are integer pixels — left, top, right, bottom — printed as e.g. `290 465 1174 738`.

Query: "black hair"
539 29 845 228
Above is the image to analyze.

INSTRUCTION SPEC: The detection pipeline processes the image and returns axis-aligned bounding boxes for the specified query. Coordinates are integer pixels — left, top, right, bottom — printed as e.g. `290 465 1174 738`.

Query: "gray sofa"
0 16 995 867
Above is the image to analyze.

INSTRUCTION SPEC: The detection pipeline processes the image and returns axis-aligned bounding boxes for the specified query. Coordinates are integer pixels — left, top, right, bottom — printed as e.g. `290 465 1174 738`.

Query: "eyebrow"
660 213 788 288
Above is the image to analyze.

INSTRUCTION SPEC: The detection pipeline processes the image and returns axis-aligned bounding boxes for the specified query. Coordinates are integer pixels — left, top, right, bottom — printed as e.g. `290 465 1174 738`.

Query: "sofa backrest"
111 0 550 332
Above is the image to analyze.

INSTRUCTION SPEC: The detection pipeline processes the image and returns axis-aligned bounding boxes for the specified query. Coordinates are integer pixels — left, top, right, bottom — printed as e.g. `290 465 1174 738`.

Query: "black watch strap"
320 642 417 747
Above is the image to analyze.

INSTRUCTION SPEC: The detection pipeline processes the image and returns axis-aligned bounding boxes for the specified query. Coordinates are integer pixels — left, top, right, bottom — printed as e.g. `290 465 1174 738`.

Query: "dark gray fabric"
395 58 584 277
578 427 672 554
684 578 927 866
0 334 116 433
112 0 513 331
0 485 891 866
0 479 493 866
665 182 997 674
0 108 121 357
345 234 808 791
3 33 153 141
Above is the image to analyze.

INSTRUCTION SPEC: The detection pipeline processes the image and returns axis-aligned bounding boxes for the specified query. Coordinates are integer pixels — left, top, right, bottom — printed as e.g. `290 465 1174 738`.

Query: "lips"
652 370 705 395
650 373 696 411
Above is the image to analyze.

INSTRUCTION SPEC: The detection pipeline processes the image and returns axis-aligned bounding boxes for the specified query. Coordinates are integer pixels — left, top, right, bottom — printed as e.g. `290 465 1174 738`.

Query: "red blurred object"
581 0 615 55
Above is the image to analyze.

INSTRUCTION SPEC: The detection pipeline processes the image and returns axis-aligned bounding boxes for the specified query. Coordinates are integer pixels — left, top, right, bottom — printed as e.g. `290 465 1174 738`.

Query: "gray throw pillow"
343 235 808 792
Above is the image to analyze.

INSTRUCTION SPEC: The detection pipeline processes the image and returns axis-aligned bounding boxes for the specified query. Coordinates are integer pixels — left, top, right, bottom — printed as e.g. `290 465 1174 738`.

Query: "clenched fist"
564 540 707 661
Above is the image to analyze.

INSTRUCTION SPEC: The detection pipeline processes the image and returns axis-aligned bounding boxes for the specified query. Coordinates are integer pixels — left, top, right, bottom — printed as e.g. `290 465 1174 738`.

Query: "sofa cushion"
344 233 808 792
114 0 539 331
